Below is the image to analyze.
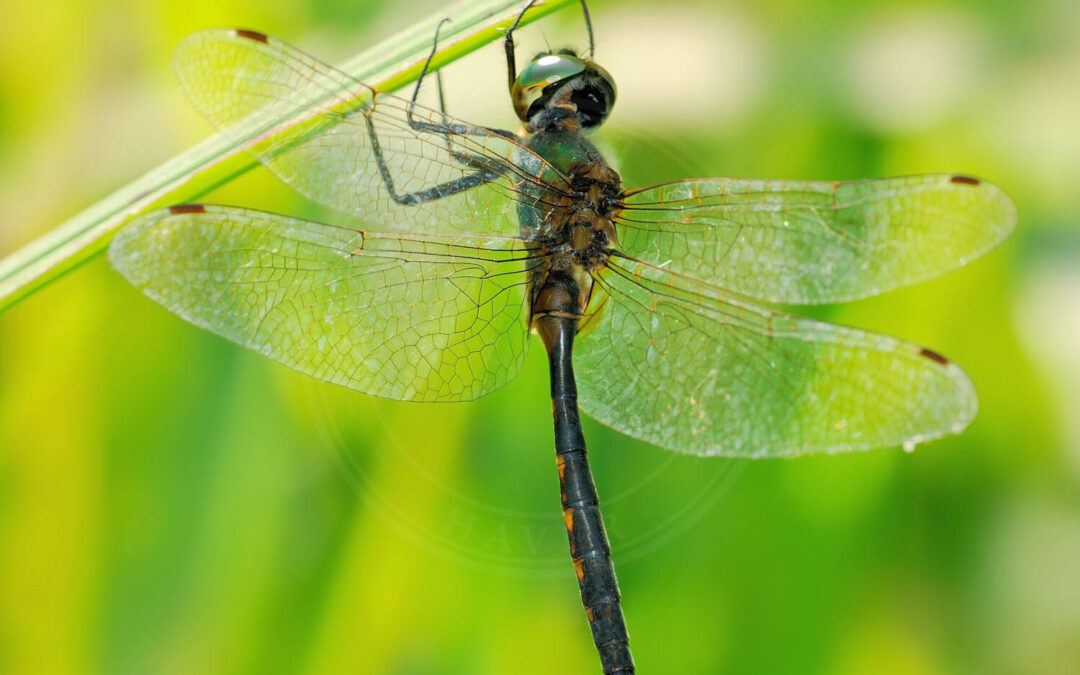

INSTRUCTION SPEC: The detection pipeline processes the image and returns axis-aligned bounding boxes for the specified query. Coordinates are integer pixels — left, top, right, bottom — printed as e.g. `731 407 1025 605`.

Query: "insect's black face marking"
570 78 615 129
512 52 617 131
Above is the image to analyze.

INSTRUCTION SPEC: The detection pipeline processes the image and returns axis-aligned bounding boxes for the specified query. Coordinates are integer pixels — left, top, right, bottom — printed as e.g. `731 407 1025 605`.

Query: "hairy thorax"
519 129 623 324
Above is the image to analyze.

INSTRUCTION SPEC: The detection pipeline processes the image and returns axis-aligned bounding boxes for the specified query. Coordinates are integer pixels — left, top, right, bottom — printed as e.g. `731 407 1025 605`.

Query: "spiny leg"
364 19 513 206
408 17 514 141
363 113 502 206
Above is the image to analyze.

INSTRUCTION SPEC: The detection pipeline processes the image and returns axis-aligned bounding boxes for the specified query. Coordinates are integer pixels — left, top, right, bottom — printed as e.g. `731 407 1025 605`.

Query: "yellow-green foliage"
0 1 1075 674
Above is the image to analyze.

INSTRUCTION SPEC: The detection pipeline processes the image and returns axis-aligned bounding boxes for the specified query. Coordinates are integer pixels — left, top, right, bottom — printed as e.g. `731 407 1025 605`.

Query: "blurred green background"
2 0 1078 673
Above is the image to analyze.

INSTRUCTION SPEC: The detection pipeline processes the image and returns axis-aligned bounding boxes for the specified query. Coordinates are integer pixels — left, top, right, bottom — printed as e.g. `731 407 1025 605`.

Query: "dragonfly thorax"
568 165 621 264
539 160 621 268
526 158 621 332
518 97 623 334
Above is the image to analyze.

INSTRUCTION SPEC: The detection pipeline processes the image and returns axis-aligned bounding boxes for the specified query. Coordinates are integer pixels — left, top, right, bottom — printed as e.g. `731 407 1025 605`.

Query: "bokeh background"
2 0 1079 673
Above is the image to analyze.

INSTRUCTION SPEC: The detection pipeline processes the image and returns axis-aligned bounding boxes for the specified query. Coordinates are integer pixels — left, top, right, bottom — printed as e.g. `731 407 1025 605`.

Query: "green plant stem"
0 0 573 314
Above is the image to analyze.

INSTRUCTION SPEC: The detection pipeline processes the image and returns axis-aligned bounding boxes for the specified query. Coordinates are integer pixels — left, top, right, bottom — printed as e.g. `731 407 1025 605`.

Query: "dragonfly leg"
363 113 505 206
407 16 515 142
360 15 522 206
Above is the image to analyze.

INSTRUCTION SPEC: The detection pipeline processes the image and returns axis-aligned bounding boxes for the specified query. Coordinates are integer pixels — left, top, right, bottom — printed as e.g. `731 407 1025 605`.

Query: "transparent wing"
575 256 976 457
109 205 532 402
617 174 1016 304
173 29 568 236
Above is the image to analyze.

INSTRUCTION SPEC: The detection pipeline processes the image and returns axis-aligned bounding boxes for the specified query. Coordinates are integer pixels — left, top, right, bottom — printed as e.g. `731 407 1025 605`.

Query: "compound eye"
512 53 587 121
584 60 617 102
574 59 617 128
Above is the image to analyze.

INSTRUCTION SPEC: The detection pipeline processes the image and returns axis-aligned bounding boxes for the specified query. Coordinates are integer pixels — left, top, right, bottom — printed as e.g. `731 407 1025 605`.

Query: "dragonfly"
108 1 1015 672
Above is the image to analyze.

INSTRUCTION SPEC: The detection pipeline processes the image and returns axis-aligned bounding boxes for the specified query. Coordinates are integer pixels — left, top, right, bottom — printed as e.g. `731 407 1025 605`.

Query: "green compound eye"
518 53 587 89
511 53 587 120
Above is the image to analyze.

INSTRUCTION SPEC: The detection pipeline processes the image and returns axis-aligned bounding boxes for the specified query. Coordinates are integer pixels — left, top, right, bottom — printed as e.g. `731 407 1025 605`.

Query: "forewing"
109 205 531 402
172 29 566 236
575 257 976 456
617 175 1015 304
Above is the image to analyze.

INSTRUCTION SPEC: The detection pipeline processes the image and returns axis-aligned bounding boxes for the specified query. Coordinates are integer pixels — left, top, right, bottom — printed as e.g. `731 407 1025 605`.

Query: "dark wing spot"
235 29 269 43
169 204 206 214
919 347 949 365
950 175 980 186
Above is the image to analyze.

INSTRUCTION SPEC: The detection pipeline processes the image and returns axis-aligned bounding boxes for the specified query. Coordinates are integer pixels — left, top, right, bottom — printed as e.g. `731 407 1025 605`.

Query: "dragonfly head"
512 49 617 130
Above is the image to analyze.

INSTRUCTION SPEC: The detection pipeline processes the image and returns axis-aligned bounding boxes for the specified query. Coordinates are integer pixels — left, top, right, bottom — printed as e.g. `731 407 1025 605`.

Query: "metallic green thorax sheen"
516 129 615 240
528 128 608 171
